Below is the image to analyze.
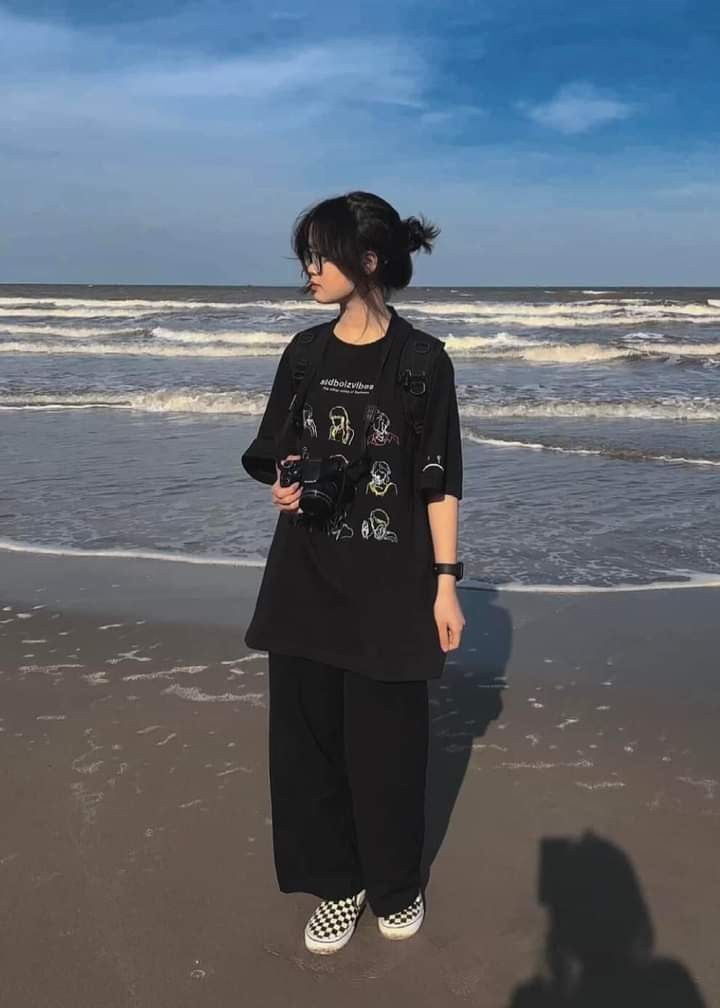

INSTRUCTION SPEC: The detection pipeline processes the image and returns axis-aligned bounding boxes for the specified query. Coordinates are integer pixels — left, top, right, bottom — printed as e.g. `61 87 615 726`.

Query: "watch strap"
432 561 464 581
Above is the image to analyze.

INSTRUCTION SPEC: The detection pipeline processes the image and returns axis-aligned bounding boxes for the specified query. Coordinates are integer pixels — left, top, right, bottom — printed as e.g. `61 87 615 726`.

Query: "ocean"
1 283 719 590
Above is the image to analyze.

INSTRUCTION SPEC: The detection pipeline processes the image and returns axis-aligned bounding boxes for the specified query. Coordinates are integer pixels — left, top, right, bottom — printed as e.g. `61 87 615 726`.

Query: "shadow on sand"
418 584 706 1006
421 583 508 880
507 830 707 1007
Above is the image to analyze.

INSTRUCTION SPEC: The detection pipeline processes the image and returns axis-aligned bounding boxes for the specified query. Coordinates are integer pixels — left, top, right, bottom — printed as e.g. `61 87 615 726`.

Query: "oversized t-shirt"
240 305 463 682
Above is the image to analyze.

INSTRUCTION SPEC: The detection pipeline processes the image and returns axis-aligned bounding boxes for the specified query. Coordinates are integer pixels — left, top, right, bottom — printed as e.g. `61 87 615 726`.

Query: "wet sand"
1 550 718 1006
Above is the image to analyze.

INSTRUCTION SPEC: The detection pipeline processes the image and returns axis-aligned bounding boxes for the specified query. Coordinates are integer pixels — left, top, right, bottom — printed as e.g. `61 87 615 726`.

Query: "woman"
241 191 465 954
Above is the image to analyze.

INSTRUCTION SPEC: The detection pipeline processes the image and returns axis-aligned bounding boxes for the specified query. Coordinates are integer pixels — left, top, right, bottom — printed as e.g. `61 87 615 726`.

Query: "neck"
334 292 391 345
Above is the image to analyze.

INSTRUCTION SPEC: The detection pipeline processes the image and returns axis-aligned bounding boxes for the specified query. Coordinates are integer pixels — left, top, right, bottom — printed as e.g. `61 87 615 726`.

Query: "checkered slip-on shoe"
304 889 367 955
377 891 425 940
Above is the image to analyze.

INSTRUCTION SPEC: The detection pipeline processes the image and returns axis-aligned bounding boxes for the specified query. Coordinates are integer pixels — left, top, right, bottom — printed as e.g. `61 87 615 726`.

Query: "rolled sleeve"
416 347 463 500
241 342 294 486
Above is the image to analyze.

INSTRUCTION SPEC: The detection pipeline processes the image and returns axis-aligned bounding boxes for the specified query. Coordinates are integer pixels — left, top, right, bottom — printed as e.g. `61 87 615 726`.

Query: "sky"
0 0 718 285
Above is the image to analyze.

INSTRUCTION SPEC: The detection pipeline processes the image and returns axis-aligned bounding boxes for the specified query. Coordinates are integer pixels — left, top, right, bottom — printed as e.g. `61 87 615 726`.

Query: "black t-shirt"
241 306 463 682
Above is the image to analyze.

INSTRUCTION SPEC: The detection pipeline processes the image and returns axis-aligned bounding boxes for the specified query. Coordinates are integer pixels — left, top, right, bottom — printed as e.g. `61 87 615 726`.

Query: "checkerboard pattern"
377 892 424 938
304 889 366 954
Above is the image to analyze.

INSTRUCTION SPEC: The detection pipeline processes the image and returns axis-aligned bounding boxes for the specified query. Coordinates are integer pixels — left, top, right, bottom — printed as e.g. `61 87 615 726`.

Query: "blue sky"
1 0 718 285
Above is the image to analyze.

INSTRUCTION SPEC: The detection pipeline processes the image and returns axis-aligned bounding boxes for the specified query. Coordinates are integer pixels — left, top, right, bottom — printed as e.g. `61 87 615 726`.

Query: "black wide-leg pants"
267 650 429 918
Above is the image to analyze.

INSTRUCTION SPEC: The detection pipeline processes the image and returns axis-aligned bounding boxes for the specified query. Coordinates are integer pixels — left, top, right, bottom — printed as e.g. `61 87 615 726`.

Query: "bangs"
292 198 358 273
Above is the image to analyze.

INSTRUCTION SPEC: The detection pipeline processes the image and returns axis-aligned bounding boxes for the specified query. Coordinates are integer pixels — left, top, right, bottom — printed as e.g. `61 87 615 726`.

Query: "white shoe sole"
304 893 366 955
377 912 424 940
304 929 358 955
378 894 425 940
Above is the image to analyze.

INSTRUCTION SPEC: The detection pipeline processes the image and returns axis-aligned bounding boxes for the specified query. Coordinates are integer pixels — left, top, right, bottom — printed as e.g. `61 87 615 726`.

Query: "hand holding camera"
275 454 357 522
272 455 303 514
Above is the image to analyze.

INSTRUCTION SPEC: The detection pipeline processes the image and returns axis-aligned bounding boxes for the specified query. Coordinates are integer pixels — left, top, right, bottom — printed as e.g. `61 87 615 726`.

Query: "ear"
362 250 379 274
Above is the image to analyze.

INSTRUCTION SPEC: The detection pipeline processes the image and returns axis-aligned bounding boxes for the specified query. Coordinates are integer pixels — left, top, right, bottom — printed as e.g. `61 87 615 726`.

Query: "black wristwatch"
432 561 464 581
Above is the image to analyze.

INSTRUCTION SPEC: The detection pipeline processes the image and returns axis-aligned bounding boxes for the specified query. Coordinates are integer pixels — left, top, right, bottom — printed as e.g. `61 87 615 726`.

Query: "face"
303 242 380 304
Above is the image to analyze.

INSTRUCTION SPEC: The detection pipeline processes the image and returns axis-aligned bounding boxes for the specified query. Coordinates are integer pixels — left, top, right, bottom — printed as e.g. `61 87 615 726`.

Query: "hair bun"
404 216 424 253
402 214 439 254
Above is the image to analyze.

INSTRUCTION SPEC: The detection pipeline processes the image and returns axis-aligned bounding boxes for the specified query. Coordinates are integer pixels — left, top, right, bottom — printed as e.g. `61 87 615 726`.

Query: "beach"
3 0 720 996
2 548 717 1006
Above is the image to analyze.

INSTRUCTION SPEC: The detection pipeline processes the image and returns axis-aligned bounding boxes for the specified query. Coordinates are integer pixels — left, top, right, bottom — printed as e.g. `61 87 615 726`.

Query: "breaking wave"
3 388 719 423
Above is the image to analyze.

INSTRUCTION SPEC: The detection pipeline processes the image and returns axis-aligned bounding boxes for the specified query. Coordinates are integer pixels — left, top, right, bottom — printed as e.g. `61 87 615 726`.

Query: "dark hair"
291 191 440 300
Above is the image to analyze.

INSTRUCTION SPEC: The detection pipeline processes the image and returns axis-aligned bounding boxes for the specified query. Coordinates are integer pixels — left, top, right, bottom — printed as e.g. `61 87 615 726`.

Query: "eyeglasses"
302 248 325 272
302 248 389 271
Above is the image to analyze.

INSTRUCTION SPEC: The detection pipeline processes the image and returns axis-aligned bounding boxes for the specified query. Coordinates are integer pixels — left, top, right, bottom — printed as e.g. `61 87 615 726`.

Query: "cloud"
122 43 425 106
517 81 636 134
1 3 718 284
0 6 428 135
651 180 720 206
415 104 486 129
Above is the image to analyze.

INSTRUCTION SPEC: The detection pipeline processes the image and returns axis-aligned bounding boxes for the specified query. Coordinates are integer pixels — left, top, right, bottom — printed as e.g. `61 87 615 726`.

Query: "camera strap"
273 324 332 460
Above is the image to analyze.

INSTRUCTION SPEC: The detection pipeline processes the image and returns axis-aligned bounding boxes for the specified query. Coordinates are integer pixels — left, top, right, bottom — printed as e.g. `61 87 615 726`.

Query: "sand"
1 549 717 1006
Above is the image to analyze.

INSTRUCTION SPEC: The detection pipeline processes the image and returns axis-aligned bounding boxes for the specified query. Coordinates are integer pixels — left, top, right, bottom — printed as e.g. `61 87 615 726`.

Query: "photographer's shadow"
421 584 509 884
507 830 707 1008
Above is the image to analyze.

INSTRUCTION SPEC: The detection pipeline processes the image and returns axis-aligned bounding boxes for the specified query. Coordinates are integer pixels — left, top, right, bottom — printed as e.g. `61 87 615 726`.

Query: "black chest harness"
275 314 444 472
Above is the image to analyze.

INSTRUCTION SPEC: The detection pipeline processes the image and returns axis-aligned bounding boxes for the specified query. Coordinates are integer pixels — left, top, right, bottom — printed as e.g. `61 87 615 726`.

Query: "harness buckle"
399 368 427 396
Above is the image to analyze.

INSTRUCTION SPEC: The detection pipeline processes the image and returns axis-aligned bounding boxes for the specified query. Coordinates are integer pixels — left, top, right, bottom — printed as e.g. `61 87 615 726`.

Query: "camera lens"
299 488 337 519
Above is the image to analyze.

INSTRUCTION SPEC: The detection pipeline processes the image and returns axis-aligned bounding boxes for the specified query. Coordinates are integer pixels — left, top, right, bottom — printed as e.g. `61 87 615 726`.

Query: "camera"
278 456 358 521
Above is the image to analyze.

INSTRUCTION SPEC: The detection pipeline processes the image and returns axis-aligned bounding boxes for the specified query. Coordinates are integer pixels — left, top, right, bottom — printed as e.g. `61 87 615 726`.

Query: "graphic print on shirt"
368 409 400 447
361 507 398 543
365 460 398 497
302 403 317 437
422 453 445 475
326 510 354 541
328 405 355 445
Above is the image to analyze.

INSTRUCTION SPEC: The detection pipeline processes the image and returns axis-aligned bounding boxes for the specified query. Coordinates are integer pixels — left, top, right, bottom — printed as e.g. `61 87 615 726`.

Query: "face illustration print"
422 453 445 476
361 508 398 543
302 402 318 438
328 405 355 445
326 511 354 540
368 409 400 447
323 453 354 540
365 459 398 497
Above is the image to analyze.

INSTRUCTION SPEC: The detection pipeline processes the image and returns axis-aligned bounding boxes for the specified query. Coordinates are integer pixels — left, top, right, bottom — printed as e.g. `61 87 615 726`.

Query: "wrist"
432 560 463 584
436 573 458 593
